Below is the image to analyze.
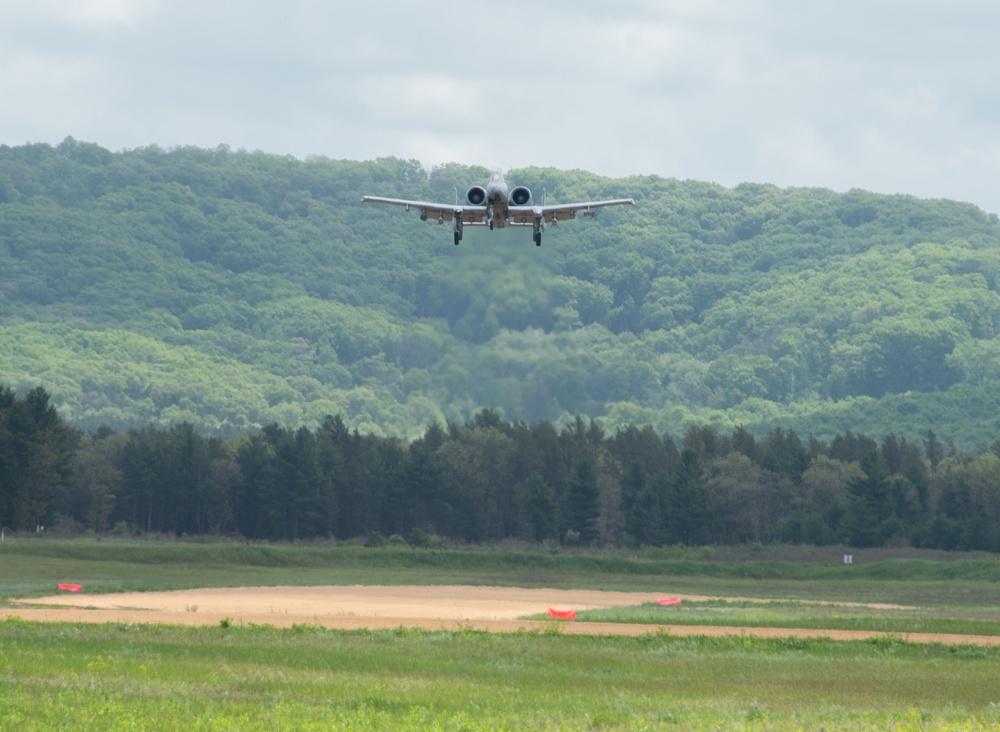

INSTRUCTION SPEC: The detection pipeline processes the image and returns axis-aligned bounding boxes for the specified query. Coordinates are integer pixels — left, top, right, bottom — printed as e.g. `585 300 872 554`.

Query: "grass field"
3 539 1000 729
5 539 1000 604
3 619 1000 730
562 598 1000 637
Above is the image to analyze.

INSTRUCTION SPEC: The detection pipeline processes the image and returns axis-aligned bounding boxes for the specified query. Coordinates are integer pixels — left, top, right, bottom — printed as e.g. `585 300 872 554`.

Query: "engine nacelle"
510 186 532 206
466 186 487 205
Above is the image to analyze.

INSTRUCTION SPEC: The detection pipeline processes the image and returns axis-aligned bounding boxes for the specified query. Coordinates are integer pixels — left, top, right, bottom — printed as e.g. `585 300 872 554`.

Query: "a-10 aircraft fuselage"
362 169 635 246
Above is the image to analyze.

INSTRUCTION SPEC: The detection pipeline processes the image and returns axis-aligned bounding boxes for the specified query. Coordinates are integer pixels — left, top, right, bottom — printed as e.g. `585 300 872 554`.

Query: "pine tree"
563 460 600 545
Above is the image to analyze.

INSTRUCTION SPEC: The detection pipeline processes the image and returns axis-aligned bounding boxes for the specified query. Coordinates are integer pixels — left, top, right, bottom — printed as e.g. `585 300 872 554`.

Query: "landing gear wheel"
454 232 461 245
533 232 542 247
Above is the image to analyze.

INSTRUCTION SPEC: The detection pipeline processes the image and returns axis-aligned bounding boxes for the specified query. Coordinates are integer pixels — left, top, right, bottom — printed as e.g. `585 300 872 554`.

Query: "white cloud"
0 0 159 28
354 74 485 127
871 86 941 120
757 121 842 186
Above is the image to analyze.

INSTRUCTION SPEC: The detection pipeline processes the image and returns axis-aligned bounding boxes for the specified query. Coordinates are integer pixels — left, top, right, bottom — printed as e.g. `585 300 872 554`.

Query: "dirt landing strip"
4 585 999 647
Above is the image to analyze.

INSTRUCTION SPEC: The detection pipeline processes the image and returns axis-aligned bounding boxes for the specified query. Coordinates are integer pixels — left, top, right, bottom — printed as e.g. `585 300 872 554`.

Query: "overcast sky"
2 0 999 213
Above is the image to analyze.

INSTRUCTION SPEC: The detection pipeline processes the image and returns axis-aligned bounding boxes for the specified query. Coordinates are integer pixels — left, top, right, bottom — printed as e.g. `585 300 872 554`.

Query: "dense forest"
4 139 1000 448
2 387 998 551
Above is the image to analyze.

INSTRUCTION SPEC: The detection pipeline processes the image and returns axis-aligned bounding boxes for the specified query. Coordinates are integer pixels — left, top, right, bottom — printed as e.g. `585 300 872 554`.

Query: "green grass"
2 619 1000 730
4 539 1000 605
4 539 1000 728
558 599 1000 636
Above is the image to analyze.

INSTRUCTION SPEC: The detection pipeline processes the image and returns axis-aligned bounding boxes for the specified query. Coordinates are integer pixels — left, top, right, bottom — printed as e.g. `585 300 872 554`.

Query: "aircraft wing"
361 196 489 224
507 198 636 225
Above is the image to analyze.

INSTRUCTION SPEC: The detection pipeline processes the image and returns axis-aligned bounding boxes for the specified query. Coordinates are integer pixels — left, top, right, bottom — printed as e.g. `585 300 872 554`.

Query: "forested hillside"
3 138 1000 447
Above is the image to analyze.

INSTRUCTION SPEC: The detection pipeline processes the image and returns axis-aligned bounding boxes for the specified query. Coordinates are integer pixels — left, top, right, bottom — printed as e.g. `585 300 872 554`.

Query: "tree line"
4 386 998 552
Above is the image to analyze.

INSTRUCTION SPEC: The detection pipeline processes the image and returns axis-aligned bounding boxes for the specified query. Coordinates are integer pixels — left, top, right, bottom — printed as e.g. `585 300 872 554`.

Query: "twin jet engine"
465 184 532 207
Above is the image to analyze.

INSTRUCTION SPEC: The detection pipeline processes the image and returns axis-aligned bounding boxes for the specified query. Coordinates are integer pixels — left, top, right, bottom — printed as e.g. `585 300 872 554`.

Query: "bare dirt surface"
4 585 999 646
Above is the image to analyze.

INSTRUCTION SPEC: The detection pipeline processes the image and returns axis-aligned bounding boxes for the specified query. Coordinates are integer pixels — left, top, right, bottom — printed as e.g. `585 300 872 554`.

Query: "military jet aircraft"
362 169 635 246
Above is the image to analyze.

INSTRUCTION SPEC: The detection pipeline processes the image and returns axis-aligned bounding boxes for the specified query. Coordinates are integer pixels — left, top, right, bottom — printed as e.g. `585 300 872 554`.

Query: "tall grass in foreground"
2 619 1000 730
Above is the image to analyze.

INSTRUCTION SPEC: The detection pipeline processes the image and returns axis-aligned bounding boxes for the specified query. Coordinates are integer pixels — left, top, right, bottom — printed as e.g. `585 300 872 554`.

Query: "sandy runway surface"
5 585 659 627
4 585 999 646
